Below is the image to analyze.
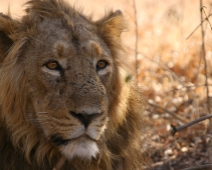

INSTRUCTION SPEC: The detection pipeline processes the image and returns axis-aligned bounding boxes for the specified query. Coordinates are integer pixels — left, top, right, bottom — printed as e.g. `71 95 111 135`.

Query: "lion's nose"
70 111 100 128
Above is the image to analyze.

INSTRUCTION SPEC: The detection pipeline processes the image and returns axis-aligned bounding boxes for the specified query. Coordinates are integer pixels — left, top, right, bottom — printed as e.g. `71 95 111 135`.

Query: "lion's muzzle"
70 110 102 128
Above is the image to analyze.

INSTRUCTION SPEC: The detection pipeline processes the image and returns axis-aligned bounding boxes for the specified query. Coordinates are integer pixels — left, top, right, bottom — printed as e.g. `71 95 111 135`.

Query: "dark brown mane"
26 0 77 17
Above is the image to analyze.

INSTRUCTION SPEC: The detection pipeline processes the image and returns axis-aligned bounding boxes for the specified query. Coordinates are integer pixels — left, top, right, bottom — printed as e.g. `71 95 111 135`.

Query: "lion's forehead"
37 17 106 53
50 38 109 66
54 39 105 55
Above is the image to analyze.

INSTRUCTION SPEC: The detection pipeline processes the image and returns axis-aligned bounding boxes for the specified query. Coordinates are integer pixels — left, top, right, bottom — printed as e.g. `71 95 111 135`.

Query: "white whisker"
28 35 45 45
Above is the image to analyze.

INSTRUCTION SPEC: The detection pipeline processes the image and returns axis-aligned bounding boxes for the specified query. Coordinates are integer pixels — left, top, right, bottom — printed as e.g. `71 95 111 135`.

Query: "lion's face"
0 0 126 162
22 14 116 160
0 0 144 166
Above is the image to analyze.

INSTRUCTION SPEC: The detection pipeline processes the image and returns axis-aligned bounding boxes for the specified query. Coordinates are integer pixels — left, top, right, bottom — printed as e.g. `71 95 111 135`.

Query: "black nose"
70 111 99 128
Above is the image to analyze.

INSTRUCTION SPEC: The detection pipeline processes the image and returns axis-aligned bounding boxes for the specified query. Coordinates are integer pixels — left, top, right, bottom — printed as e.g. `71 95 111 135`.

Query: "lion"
0 0 144 169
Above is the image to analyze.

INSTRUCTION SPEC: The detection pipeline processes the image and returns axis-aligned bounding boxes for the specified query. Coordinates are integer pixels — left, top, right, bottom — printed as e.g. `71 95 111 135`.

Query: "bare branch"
171 114 212 136
200 1 211 117
147 101 187 123
202 6 212 30
132 0 138 82
167 83 212 93
134 50 184 84
186 14 212 39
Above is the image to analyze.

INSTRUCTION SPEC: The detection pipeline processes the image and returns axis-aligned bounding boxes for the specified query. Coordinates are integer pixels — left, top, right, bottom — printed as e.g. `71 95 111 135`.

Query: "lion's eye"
45 61 60 70
96 60 108 70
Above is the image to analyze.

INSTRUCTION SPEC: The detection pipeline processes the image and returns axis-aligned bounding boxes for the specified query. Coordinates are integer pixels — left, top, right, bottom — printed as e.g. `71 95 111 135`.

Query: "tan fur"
0 0 144 169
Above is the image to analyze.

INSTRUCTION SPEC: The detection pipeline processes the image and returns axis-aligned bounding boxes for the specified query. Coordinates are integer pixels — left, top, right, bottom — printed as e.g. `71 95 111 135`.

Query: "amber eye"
45 61 60 70
96 60 108 70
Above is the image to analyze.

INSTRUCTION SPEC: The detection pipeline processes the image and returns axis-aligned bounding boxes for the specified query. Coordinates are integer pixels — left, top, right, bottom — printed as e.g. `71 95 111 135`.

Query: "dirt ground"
1 0 212 169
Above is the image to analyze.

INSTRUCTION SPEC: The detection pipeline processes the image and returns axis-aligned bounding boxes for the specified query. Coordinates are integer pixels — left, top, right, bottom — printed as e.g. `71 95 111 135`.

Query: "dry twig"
167 83 212 93
171 114 212 136
135 50 183 84
200 1 211 121
202 6 212 30
186 13 212 40
132 0 138 82
147 101 187 123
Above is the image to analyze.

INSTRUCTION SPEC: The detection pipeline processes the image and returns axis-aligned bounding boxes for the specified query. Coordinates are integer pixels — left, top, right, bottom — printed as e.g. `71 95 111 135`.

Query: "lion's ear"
0 13 20 62
96 10 126 38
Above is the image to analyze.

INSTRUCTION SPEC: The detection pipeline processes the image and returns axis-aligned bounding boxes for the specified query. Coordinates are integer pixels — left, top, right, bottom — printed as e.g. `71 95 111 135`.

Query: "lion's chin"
60 138 99 160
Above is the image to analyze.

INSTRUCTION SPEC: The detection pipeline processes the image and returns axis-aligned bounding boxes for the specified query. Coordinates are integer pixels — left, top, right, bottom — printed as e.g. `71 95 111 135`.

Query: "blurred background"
1 0 212 169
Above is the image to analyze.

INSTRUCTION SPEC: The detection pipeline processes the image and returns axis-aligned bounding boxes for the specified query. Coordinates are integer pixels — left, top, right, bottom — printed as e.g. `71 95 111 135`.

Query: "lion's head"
0 0 143 169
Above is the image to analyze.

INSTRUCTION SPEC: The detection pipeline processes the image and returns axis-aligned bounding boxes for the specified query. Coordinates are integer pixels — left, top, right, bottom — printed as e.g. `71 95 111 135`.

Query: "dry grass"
2 0 212 169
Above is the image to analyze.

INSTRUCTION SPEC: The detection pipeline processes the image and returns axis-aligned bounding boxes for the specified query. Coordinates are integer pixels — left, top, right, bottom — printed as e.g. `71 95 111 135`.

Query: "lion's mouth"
50 134 97 146
51 135 70 145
